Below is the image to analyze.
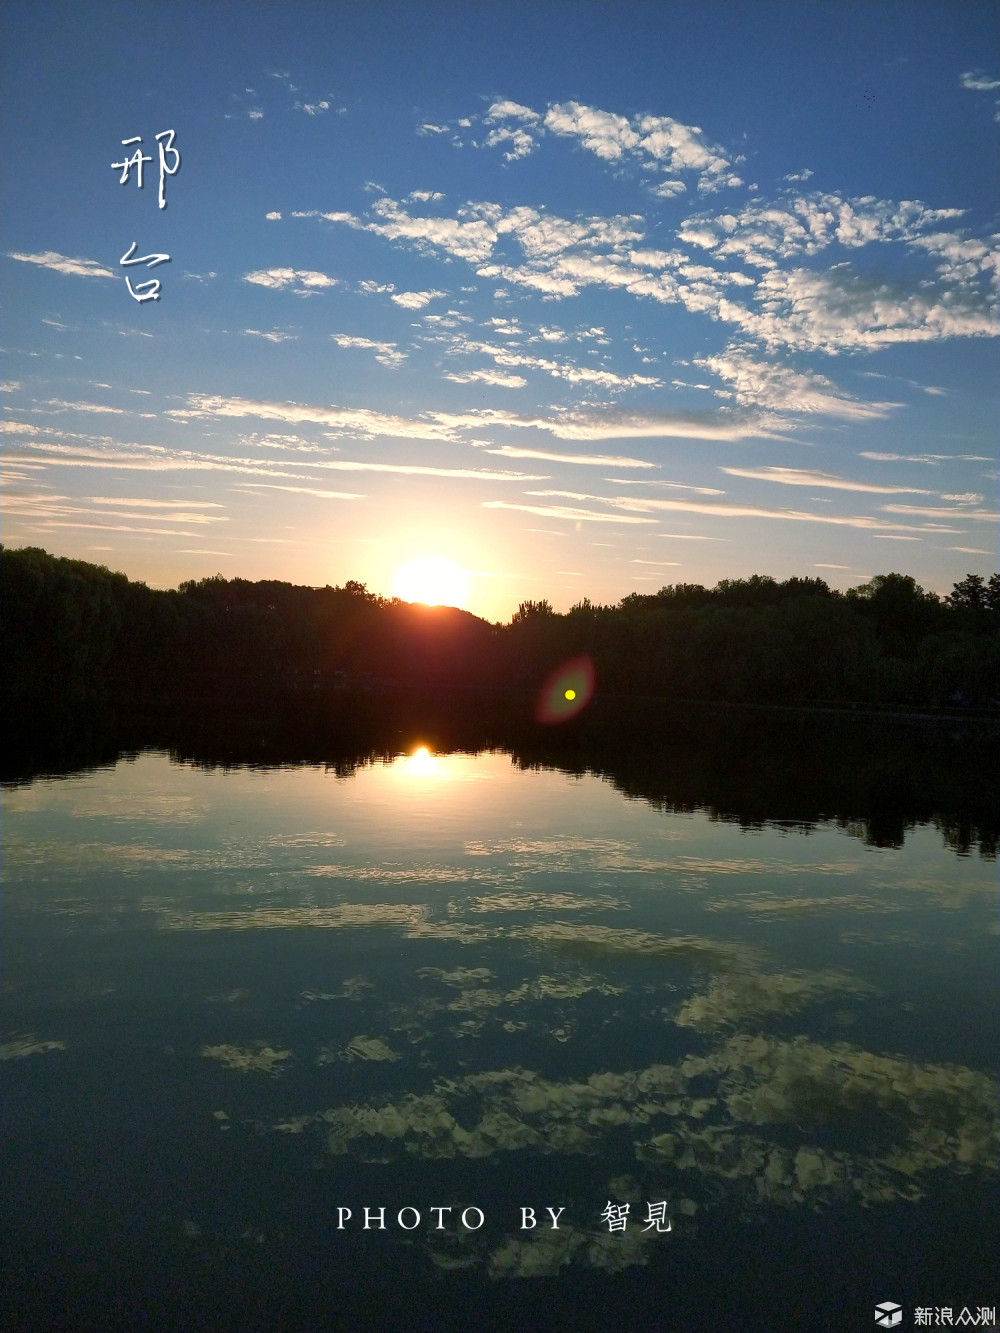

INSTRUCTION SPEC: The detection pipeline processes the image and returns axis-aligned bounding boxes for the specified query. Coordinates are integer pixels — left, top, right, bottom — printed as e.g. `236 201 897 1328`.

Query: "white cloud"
421 310 473 329
719 466 933 495
540 102 742 193
297 119 995 376
531 488 689 506
906 230 998 284
960 71 1000 91
500 205 643 254
477 262 580 297
237 431 320 451
464 406 775 442
7 250 115 279
678 191 966 268
721 264 996 352
168 393 461 439
697 348 899 418
483 500 656 524
330 334 407 367
244 328 298 343
356 198 499 263
450 98 741 191
318 195 752 306
3 419 58 433
603 479 725 494
244 267 338 294
311 460 545 481
4 440 322 477
484 100 540 124
45 400 127 415
390 289 447 309
6 435 543 486
265 211 281 221
441 333 661 391
236 484 363 499
494 485 947 537
860 452 993 464
3 493 227 526
657 533 728 541
482 445 656 468
444 369 526 388
578 493 960 532
484 126 538 161
23 521 203 536
881 503 998 520
44 508 221 526
487 317 524 336
481 245 750 306
87 497 225 509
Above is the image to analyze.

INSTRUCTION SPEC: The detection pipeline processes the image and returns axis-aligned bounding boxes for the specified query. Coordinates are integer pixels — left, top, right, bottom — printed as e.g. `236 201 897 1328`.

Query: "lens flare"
534 655 595 724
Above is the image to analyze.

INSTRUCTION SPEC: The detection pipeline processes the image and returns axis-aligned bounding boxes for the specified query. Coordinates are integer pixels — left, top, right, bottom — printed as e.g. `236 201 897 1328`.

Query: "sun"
393 556 469 608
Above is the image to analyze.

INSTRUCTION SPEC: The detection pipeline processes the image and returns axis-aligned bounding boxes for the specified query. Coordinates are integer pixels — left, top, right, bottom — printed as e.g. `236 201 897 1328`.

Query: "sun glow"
394 744 449 781
393 555 469 608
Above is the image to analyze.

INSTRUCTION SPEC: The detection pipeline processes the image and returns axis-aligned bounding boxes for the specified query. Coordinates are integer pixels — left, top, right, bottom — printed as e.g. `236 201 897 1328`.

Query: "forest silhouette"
3 545 997 711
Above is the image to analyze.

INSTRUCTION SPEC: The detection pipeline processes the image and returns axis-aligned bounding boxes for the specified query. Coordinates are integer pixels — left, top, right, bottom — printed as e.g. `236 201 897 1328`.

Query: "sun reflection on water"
396 744 449 781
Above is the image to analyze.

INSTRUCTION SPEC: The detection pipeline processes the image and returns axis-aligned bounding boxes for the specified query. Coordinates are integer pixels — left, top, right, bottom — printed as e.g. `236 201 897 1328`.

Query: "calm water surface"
3 748 997 1332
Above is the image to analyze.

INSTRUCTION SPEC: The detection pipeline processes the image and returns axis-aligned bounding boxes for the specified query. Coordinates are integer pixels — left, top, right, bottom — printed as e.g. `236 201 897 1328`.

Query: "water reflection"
263 1033 996 1196
2 746 997 1321
397 744 449 781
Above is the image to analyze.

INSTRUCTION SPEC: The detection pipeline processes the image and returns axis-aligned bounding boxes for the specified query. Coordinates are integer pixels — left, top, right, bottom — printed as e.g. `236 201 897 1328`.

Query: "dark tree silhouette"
2 546 996 710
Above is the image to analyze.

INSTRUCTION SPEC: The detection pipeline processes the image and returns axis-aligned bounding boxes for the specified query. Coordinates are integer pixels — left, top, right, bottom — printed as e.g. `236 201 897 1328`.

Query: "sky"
1 0 997 621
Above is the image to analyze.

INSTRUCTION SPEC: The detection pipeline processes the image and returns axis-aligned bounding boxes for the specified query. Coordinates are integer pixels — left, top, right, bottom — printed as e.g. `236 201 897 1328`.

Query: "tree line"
2 545 997 710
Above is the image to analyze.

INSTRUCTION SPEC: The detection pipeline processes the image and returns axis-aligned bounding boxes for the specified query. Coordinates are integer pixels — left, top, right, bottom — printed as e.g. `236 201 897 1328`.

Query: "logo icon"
875 1303 902 1328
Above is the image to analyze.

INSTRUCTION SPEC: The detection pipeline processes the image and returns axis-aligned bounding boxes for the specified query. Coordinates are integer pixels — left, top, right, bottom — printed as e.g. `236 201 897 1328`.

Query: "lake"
2 724 997 1332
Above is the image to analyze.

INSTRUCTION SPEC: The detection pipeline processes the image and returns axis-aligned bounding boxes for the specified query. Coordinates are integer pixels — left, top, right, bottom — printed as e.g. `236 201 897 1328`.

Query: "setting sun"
393 556 469 608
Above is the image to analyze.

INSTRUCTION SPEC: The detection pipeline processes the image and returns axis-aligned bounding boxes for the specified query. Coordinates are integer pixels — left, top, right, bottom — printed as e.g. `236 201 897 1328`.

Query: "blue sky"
2 0 997 619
